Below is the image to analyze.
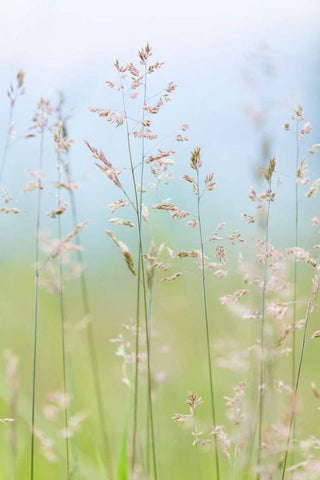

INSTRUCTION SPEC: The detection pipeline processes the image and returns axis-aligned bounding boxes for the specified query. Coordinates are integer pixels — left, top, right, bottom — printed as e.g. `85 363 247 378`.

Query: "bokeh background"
0 1 320 479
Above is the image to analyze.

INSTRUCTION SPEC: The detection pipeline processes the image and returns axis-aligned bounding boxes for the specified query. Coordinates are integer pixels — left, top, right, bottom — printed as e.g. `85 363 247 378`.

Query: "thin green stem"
291 119 300 465
30 132 44 480
0 104 14 185
58 222 71 478
256 196 271 479
231 443 238 480
57 154 71 478
196 169 220 479
65 160 114 480
242 378 258 480
281 265 320 479
146 279 154 477
120 79 142 475
139 63 155 480
120 71 158 479
140 247 158 480
192 410 201 480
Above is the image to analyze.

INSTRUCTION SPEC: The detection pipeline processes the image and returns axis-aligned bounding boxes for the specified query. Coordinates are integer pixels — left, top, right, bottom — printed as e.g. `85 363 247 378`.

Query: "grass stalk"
119 78 142 474
57 220 71 478
291 119 300 463
256 192 271 479
119 65 158 478
30 132 44 480
140 239 158 480
0 106 14 186
1 71 24 185
195 168 220 479
281 264 320 479
231 443 238 480
56 149 71 478
256 157 276 478
192 407 201 480
146 276 154 477
64 158 114 479
139 63 156 480
56 93 113 476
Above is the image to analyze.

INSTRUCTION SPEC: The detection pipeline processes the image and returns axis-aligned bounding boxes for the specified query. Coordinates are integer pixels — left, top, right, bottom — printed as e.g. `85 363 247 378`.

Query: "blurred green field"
0 247 319 479
0 4 319 478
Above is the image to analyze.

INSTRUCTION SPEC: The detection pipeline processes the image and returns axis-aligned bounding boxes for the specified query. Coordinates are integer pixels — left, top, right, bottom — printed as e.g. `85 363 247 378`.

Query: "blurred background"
0 1 320 479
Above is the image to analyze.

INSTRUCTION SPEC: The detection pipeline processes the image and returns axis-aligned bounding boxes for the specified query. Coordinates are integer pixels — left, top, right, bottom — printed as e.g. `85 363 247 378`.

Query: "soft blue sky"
0 0 319 260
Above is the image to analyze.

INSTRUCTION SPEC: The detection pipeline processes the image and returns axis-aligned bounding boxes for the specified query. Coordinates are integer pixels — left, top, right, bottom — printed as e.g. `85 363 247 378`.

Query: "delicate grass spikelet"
48 202 68 218
152 202 190 219
174 250 199 259
120 243 136 276
109 199 130 213
220 289 249 305
0 418 14 424
106 230 136 275
305 178 320 198
190 146 202 170
161 272 181 282
50 221 89 259
0 206 20 214
109 218 134 228
85 140 122 189
241 212 255 224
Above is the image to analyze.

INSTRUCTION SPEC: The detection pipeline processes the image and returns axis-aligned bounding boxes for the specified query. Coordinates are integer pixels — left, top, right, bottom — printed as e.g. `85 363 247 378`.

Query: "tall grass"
87 44 159 478
30 100 47 480
54 122 72 478
193 148 220 478
257 157 276 478
57 95 114 479
0 71 25 186
1 46 320 480
281 264 320 479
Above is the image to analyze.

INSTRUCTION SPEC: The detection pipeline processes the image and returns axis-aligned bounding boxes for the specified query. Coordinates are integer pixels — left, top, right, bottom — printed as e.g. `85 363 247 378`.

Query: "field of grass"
0 46 320 480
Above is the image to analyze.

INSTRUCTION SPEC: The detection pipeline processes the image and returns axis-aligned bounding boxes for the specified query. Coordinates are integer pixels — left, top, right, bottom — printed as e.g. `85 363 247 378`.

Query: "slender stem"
0 105 14 185
192 407 201 480
281 266 320 479
291 119 299 463
65 161 114 480
57 154 71 478
58 224 71 478
231 443 238 480
256 196 271 479
30 132 44 480
139 66 147 226
146 279 154 477
242 367 259 480
120 69 158 479
2 84 17 480
196 169 220 479
139 63 154 479
119 79 142 474
140 244 158 480
293 120 299 384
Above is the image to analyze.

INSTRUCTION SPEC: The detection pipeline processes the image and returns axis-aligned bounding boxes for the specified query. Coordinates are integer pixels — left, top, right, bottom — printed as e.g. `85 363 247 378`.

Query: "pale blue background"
0 0 319 263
